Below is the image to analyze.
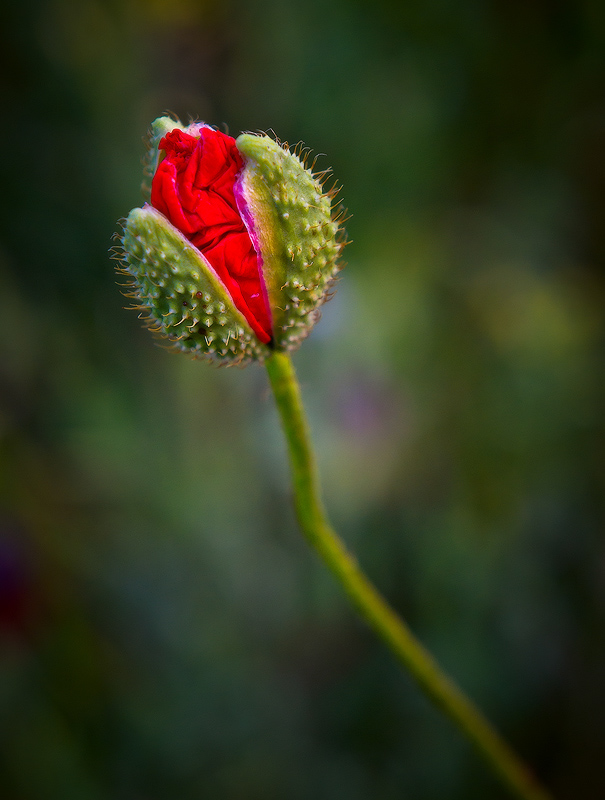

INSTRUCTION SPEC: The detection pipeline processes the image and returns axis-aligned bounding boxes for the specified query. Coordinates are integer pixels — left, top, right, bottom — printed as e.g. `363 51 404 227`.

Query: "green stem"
265 350 552 800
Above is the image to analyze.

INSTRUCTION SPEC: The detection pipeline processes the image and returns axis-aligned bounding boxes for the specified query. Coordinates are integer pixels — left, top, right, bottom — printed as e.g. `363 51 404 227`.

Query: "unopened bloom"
118 116 345 364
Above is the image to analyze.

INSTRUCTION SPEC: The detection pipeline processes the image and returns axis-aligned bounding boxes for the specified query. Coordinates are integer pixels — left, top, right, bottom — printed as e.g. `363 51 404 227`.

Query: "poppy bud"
118 116 346 365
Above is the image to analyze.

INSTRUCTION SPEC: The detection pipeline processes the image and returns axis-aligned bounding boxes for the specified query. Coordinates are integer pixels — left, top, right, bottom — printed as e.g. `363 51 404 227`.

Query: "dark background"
1 0 604 797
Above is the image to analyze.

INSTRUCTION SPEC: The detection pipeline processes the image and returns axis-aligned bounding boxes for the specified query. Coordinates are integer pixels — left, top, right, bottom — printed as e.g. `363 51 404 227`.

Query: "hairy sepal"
120 206 270 365
236 134 343 350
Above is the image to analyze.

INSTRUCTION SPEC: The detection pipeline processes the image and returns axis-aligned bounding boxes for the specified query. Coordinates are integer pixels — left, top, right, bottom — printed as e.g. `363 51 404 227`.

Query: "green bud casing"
117 117 346 365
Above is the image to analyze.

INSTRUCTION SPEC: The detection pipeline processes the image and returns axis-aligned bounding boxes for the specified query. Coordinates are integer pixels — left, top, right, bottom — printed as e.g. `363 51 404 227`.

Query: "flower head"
117 116 346 364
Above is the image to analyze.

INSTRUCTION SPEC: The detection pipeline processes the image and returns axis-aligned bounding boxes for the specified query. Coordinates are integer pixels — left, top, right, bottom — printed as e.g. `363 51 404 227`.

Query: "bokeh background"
1 0 604 797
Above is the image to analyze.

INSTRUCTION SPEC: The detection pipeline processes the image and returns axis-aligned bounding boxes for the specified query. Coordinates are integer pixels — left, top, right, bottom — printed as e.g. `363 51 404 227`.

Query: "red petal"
151 127 272 343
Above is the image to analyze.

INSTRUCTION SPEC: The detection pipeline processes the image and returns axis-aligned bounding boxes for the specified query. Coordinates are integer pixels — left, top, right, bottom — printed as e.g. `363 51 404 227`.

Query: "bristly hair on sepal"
117 207 272 366
235 132 348 352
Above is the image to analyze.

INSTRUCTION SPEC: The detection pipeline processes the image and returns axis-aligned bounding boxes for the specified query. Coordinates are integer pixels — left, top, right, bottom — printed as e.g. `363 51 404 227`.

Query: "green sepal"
236 134 343 350
142 116 186 200
120 206 271 365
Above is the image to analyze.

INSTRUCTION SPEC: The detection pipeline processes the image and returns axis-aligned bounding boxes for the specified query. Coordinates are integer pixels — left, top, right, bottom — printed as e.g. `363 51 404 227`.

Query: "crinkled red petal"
150 127 272 343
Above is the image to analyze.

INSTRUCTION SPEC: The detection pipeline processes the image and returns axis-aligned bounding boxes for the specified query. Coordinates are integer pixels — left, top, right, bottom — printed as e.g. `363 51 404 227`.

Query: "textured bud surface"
120 207 270 364
236 135 344 349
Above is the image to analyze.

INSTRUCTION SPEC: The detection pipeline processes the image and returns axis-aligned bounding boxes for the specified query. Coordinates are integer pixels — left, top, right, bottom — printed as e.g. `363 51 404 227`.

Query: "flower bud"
117 116 346 365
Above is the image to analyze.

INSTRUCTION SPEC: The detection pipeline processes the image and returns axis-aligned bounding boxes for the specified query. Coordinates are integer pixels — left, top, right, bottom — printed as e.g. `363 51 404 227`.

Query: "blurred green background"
1 0 604 797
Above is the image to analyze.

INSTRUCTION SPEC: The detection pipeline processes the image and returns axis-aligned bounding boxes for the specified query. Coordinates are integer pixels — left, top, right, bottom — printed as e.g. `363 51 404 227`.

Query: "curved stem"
265 350 552 800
